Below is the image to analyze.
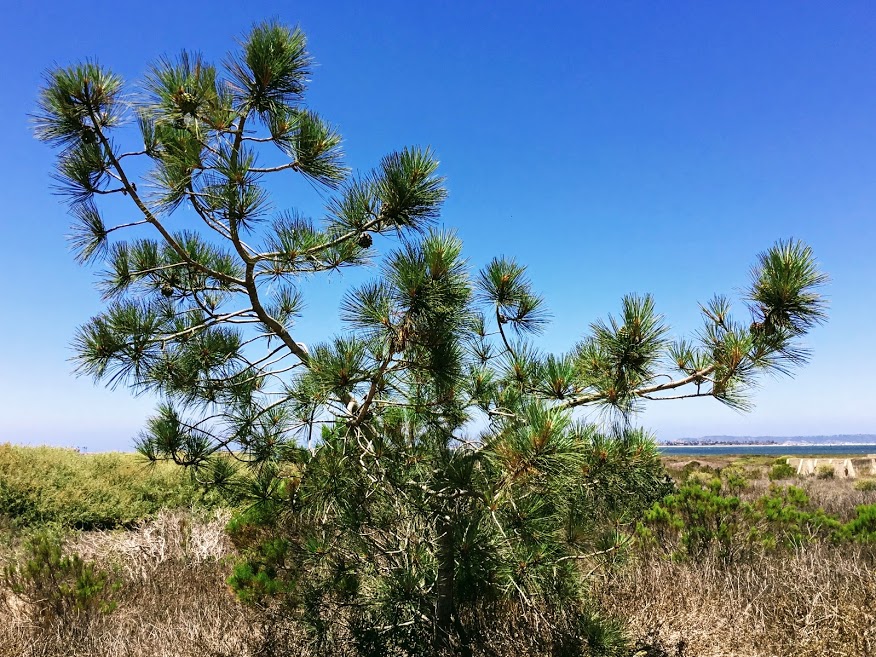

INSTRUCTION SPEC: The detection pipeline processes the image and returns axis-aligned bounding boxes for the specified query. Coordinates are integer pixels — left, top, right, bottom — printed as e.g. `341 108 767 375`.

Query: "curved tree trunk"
434 514 455 651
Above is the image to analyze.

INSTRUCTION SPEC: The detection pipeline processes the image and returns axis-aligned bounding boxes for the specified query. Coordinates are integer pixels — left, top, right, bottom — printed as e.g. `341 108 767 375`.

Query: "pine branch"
558 365 717 410
84 104 246 288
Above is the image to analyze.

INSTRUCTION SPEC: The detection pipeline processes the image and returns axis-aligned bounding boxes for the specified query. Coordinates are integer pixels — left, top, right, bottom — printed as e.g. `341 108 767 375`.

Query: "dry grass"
75 510 232 576
594 544 876 657
592 458 876 656
4 455 876 656
0 510 305 657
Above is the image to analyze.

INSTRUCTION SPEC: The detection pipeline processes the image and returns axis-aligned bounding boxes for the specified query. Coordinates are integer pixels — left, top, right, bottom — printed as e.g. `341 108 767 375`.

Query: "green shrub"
637 482 741 560
679 461 719 481
750 485 841 547
0 444 223 529
768 462 796 481
745 466 763 480
817 465 836 479
722 466 749 494
686 470 721 489
2 532 120 626
841 504 876 542
570 609 630 657
854 478 876 492
638 483 846 560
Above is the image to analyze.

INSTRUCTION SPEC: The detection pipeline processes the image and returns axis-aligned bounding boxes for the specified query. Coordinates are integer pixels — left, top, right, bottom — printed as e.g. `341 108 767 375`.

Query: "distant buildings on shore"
659 434 876 446
661 439 779 446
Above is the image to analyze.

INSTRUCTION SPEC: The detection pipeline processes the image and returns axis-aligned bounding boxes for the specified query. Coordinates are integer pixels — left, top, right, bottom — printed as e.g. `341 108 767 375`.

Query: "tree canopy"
36 21 827 656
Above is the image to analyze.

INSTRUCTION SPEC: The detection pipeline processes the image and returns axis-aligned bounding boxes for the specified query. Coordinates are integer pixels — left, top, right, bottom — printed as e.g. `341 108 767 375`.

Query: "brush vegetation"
0 444 220 530
3 449 876 656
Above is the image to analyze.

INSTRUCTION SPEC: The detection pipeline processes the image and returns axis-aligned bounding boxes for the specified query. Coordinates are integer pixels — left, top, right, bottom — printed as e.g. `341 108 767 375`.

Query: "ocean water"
657 444 876 457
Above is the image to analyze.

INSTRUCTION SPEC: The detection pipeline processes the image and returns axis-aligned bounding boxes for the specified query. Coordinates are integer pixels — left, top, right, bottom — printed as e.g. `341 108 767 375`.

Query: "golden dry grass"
594 544 876 657
3 455 876 656
0 510 305 657
599 459 876 657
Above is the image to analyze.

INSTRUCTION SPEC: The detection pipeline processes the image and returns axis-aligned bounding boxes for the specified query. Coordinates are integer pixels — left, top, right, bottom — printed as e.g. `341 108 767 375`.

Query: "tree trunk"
434 514 455 652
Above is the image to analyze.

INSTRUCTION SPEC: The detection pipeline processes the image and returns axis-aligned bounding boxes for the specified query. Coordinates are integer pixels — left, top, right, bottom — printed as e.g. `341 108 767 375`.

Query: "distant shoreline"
663 434 876 446
659 441 779 447
658 442 876 447
657 443 876 458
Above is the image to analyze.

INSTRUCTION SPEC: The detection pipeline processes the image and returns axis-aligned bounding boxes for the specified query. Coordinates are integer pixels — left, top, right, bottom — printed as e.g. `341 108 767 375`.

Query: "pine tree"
36 21 827 655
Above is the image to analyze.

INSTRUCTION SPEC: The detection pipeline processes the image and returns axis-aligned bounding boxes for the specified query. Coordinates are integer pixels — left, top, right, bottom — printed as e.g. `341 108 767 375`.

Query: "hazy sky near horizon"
1 1 874 450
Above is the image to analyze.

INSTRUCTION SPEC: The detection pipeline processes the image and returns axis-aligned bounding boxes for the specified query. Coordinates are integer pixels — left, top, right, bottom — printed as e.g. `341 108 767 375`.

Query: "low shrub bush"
721 466 749 494
0 444 223 529
817 465 836 479
840 503 876 542
854 478 876 492
3 532 120 627
637 483 852 560
637 480 741 560
768 462 797 481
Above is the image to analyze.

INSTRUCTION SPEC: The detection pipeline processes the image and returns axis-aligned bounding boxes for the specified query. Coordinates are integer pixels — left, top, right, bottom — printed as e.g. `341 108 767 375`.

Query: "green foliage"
638 479 741 560
722 466 749 494
677 460 715 479
747 239 828 336
2 532 120 626
576 294 668 413
751 485 841 548
637 481 854 561
840 504 876 542
228 22 311 115
854 478 876 492
36 19 829 655
769 461 797 481
817 465 836 479
574 609 631 657
35 61 124 148
0 444 221 529
220 420 668 654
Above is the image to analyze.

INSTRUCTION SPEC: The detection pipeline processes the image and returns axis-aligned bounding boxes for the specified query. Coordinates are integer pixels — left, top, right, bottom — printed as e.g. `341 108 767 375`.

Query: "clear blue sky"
1 1 874 450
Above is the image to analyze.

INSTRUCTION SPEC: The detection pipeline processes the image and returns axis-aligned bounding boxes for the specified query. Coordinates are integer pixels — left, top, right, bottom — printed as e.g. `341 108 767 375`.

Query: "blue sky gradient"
1 1 874 449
